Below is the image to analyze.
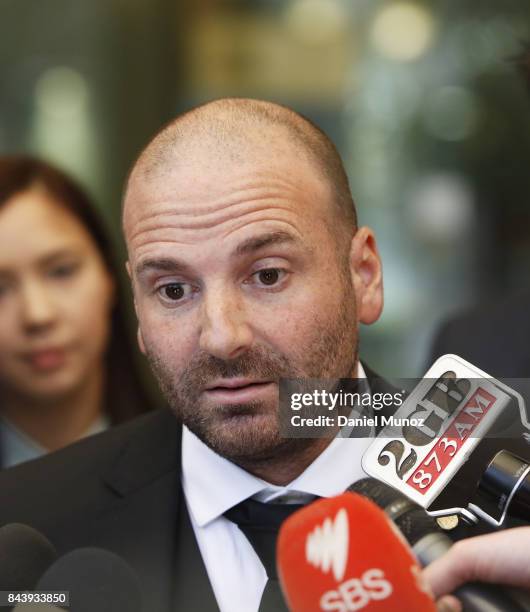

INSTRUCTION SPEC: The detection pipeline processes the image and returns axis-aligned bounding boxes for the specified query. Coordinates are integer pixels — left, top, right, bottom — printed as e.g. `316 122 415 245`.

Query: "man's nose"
19 280 58 332
199 289 253 360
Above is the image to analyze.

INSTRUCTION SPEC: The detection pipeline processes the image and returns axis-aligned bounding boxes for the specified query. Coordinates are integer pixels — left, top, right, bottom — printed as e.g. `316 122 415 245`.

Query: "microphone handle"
415 533 530 612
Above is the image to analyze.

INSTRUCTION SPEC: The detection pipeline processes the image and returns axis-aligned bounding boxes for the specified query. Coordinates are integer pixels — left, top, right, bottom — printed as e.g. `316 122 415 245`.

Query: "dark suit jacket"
0 408 220 611
0 367 400 611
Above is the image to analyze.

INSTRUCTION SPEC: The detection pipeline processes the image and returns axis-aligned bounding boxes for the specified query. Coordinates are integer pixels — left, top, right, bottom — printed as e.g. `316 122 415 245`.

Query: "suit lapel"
93 469 179 612
172 491 220 611
92 409 180 611
95 409 218 612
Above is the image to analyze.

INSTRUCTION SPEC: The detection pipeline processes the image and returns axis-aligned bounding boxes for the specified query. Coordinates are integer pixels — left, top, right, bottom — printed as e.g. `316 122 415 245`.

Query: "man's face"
125 143 382 464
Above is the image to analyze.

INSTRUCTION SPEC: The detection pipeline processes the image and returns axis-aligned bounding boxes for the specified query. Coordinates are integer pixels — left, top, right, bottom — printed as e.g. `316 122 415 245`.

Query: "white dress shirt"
181 364 374 612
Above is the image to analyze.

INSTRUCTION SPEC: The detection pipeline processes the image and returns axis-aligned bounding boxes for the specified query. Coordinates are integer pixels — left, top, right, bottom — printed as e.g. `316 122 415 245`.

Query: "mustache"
177 348 292 392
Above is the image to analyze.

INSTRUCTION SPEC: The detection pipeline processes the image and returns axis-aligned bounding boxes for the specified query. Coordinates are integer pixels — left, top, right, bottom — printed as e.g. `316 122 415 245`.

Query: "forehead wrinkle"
124 168 327 234
130 195 292 235
128 210 304 263
127 193 305 249
221 216 306 248
129 176 309 222
162 171 313 205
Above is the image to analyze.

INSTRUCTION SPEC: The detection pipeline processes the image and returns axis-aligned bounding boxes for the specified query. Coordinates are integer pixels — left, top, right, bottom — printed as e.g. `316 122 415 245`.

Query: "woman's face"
0 187 115 401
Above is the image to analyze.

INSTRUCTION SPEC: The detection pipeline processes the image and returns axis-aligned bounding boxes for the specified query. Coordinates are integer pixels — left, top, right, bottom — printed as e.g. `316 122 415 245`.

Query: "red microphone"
276 492 436 612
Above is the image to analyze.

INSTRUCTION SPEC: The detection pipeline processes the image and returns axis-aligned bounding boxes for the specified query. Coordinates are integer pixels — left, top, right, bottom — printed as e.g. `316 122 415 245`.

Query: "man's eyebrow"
135 258 193 278
135 231 301 277
232 231 299 257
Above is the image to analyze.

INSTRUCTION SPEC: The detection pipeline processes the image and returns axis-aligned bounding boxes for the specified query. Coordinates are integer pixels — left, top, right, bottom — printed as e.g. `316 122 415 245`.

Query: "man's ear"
349 227 384 325
126 260 146 354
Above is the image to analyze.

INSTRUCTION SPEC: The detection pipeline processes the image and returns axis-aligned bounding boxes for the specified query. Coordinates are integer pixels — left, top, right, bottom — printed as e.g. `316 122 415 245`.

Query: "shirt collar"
182 363 372 527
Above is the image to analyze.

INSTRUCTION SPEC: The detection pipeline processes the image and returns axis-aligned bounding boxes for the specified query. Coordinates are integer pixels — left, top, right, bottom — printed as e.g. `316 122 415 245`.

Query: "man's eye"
158 283 187 301
254 268 283 286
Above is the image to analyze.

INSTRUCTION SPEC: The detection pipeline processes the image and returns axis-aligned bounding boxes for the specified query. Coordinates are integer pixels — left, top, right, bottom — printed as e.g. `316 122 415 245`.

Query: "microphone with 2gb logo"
362 354 530 527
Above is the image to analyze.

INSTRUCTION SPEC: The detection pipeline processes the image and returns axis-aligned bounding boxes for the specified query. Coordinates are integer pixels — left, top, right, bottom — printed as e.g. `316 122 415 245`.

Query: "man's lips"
203 379 275 403
205 378 272 390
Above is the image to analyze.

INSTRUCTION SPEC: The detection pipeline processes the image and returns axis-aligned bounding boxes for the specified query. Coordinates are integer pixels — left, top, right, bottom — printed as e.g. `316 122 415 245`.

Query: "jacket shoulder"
0 408 179 528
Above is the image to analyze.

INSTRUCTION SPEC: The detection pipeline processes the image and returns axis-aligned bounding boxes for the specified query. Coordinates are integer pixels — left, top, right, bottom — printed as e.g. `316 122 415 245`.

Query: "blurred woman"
0 156 153 468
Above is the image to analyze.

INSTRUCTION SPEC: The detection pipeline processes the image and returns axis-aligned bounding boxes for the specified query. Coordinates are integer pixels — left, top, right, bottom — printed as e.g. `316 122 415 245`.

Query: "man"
0 99 524 611
0 98 386 611
124 97 383 484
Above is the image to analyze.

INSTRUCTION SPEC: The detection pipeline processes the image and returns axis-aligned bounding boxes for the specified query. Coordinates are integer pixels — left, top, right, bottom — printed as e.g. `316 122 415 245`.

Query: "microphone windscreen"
277 492 436 612
349 478 438 546
36 547 143 612
0 523 57 591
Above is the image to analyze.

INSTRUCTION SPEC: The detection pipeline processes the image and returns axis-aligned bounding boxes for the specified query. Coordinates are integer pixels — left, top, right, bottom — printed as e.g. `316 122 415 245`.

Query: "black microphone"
35 547 143 612
350 478 530 612
0 523 57 591
472 450 530 524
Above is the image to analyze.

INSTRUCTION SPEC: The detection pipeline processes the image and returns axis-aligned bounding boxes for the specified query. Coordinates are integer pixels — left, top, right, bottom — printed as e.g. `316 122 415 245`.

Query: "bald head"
123 98 357 235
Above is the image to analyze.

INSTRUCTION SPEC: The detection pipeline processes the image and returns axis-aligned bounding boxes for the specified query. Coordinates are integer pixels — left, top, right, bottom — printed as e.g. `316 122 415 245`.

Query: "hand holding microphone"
423 527 530 611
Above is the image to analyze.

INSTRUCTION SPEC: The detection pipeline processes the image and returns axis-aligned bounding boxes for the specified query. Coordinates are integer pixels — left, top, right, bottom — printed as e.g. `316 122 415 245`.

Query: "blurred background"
1 0 529 378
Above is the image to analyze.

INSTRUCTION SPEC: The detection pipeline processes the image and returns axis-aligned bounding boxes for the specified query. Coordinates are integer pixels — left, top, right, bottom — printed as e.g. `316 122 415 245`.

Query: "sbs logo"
320 568 393 611
305 507 393 611
306 508 349 581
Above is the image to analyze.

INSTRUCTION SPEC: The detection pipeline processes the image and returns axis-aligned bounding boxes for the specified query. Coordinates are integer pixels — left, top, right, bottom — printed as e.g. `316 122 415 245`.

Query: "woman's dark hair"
0 155 153 423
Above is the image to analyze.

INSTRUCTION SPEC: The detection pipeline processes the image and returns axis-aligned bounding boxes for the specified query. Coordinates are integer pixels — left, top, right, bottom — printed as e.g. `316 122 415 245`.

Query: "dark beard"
147 345 316 465
144 279 358 469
